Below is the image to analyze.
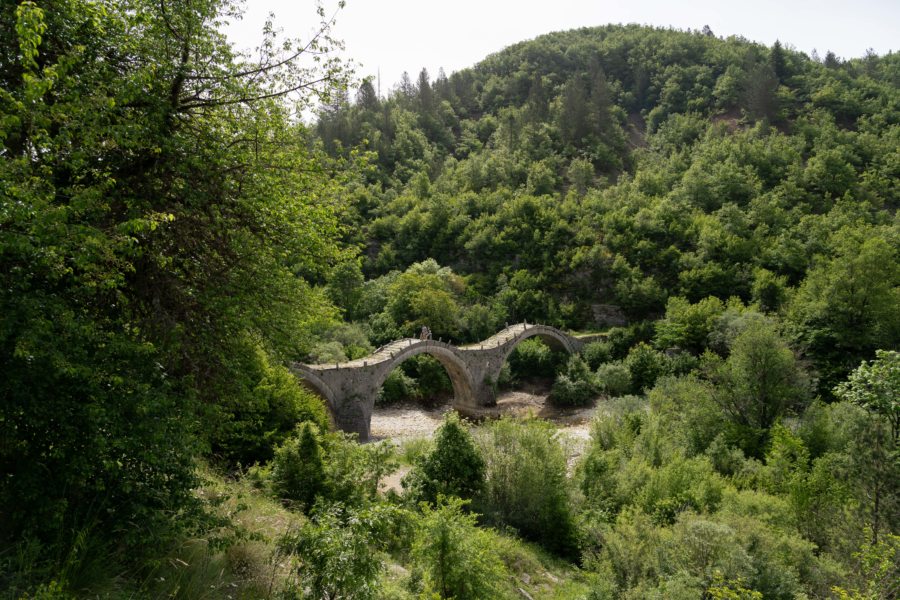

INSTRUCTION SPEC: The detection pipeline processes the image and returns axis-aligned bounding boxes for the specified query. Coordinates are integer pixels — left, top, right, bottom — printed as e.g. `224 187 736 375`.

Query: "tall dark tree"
526 73 550 122
417 67 434 113
770 40 789 81
357 78 380 110
558 77 590 146
743 63 779 121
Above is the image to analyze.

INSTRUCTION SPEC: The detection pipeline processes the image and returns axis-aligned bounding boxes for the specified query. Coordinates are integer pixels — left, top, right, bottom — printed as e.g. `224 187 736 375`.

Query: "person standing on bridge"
420 325 432 340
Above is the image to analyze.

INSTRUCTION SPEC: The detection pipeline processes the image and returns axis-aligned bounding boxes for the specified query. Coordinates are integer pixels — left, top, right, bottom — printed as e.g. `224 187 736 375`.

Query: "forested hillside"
2 4 898 598
316 25 899 395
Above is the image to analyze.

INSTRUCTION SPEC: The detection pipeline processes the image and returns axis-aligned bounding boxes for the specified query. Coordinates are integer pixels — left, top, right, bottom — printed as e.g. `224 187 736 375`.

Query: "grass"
4 466 306 600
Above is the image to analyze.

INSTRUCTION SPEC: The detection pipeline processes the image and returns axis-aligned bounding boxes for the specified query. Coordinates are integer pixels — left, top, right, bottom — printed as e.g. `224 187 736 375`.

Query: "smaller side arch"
289 363 338 413
497 326 577 367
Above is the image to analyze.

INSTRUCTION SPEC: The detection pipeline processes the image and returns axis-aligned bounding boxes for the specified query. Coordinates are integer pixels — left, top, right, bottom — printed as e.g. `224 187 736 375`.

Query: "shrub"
270 426 396 510
271 422 326 511
278 503 393 600
507 338 559 380
211 346 330 465
596 362 633 396
550 355 599 407
606 322 655 359
412 498 507 600
406 355 453 402
378 368 418 404
654 296 726 353
637 456 725 525
322 433 397 507
377 356 454 405
476 418 578 557
647 375 723 456
583 341 614 369
403 412 485 504
624 342 669 392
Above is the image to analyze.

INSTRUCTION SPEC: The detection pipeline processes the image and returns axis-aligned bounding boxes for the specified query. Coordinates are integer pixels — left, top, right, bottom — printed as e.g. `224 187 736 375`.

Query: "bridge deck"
304 323 576 371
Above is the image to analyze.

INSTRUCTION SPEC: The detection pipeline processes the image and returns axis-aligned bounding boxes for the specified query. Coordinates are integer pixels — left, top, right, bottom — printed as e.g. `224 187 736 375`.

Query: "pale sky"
226 0 899 94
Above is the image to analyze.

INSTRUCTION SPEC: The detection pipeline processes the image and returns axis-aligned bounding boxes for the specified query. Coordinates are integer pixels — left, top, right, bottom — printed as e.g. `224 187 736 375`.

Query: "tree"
417 67 434 113
835 350 900 445
789 228 900 395
709 323 809 455
0 0 348 567
271 423 327 511
770 40 789 82
743 63 779 121
356 78 379 110
558 77 590 146
412 498 507 600
476 418 579 557
404 412 485 504
654 296 726 354
567 157 595 196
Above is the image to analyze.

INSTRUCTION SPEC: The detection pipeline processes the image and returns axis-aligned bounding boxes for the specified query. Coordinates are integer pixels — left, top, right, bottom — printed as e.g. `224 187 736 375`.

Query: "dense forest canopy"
315 24 899 396
1 3 898 598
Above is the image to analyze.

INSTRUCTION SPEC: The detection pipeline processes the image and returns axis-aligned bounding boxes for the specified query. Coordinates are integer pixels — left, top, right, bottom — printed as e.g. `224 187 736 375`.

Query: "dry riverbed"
370 383 598 443
371 383 600 494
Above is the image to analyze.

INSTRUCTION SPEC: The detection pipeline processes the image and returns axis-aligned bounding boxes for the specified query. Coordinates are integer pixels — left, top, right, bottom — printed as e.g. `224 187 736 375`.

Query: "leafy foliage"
1 0 346 571
411 498 507 600
403 412 485 504
476 418 578 557
278 503 393 600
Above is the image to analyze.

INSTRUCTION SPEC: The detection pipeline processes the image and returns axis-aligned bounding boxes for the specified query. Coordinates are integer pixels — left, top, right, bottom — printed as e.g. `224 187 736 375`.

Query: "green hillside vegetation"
318 23 899 397
1 2 898 598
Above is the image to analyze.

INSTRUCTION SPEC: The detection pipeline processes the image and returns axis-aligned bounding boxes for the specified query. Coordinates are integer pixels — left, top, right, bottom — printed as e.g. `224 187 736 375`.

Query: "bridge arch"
497 325 578 367
289 364 338 412
374 342 478 409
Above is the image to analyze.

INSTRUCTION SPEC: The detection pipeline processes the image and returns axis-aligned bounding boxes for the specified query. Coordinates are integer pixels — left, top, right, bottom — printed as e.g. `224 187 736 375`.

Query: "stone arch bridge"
290 323 603 440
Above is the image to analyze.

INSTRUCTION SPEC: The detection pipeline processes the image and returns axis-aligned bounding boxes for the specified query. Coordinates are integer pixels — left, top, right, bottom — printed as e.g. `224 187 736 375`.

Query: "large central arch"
372 342 478 409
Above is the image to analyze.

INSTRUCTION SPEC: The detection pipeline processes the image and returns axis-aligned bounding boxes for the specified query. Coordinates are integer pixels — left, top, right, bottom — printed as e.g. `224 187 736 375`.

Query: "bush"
322 433 397 507
583 341 614 369
550 355 599 407
507 338 559 380
404 412 485 504
270 426 396 510
406 355 453 402
647 375 724 456
654 296 725 353
606 322 655 359
377 356 454 405
624 342 669 392
637 456 725 524
211 346 330 465
278 503 393 600
596 362 633 396
271 422 326 511
378 368 418 404
411 498 507 600
476 418 578 557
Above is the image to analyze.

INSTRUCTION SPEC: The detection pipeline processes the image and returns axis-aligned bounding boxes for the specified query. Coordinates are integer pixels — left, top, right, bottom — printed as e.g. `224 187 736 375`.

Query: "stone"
290 324 589 441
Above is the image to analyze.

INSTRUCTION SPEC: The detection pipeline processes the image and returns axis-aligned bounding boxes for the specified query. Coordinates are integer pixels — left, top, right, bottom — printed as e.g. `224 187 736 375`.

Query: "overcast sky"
226 0 899 94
